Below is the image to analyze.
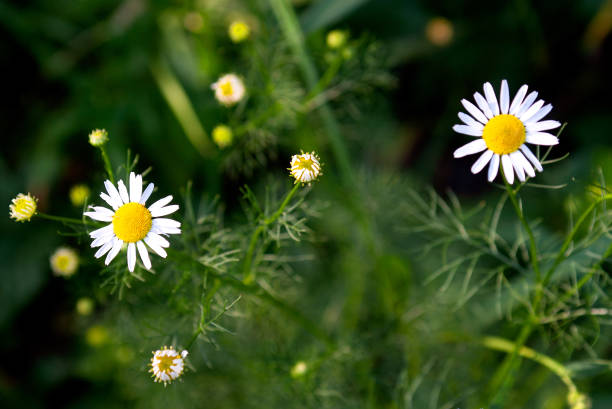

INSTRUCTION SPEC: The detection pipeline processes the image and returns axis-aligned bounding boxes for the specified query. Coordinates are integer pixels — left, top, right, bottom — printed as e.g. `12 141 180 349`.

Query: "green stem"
185 279 222 349
99 145 115 184
304 53 343 104
268 0 354 187
37 212 97 227
242 183 300 284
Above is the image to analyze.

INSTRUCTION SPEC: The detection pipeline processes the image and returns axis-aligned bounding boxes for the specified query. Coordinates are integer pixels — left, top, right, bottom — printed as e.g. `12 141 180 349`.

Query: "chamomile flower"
289 151 322 184
150 346 188 385
211 74 245 106
453 80 561 184
50 247 79 277
9 193 37 222
84 172 181 272
88 129 108 147
228 20 250 43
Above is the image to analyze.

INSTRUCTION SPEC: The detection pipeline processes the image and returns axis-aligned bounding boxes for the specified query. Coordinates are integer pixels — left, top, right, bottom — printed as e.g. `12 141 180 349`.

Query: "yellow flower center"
14 197 36 217
220 81 233 96
294 157 315 172
56 256 71 271
482 114 526 155
112 202 152 243
157 355 176 373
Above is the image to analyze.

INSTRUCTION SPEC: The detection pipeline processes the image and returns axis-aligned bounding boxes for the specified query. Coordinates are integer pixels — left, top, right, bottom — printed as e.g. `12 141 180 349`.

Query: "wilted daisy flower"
69 184 90 206
211 74 245 106
228 20 250 42
9 193 37 222
212 124 233 148
50 247 79 277
453 80 560 184
84 172 181 272
150 346 188 385
88 129 108 147
289 151 322 184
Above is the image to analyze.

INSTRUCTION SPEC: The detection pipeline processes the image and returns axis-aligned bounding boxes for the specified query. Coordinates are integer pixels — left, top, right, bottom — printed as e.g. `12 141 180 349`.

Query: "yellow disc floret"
482 114 526 155
220 80 234 97
112 202 152 243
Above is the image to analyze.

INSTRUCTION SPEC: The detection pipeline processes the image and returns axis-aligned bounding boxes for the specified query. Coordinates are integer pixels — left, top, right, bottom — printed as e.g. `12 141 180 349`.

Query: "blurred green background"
2 0 612 408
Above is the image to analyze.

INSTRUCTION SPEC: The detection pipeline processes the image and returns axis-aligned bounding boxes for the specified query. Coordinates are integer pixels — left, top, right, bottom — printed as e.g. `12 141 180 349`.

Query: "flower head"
326 30 348 49
211 74 245 107
69 184 90 206
150 346 188 385
228 20 250 43
212 124 234 148
9 193 37 222
84 172 181 272
50 247 79 277
289 151 322 184
89 129 109 147
453 79 561 184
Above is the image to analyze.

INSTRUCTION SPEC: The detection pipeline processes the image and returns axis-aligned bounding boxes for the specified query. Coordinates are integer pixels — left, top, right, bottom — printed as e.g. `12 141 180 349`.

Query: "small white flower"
453 79 561 184
150 346 188 385
289 151 322 184
9 193 37 222
84 172 181 272
211 74 245 106
50 247 79 277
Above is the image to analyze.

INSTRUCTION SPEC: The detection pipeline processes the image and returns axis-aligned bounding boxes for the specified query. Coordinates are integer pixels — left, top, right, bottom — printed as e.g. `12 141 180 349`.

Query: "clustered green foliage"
4 0 612 409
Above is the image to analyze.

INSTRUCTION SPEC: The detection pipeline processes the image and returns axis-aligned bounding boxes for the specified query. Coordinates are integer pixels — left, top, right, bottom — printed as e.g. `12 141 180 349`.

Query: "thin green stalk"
242 183 300 283
98 145 114 184
268 0 354 186
304 53 343 103
186 279 222 349
37 212 97 227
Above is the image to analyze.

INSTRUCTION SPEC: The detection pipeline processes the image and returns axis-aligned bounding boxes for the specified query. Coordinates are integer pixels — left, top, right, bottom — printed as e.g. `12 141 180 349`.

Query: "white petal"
453 124 482 137
526 132 559 146
90 224 114 238
117 180 130 204
127 243 136 272
501 154 514 184
458 112 484 130
100 192 121 210
129 172 142 203
151 224 181 235
510 152 526 182
483 82 500 116
105 238 123 265
104 181 123 209
524 103 552 124
148 195 173 212
92 234 114 248
153 218 181 228
515 91 538 116
137 241 152 269
90 206 114 217
511 150 535 178
453 139 487 158
144 236 167 258
488 154 500 182
500 80 510 114
520 145 543 172
526 120 561 132
471 149 493 174
519 100 545 122
461 99 488 124
147 232 170 248
151 205 180 218
509 84 528 115
95 239 114 258
84 210 113 222
140 183 154 205
474 92 494 119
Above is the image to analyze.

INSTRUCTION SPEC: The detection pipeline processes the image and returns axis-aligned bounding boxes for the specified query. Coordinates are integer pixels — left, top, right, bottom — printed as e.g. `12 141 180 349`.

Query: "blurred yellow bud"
290 361 308 378
69 184 90 206
229 20 250 43
326 30 348 49
76 297 94 316
50 247 79 278
212 125 234 148
85 325 109 347
425 17 454 46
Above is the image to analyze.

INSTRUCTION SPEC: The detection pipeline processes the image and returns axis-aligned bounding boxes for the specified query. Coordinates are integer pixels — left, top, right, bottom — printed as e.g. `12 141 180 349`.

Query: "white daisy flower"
211 73 245 106
150 346 188 385
289 151 322 184
452 79 561 184
9 193 37 222
50 247 79 277
84 172 181 272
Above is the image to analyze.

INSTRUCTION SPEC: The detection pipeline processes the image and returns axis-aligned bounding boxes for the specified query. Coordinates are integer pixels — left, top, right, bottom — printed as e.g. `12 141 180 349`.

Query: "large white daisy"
84 172 181 272
452 79 560 184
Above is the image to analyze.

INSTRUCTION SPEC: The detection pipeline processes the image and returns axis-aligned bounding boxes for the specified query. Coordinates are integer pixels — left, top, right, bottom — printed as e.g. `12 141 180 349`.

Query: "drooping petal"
471 150 494 174
127 242 136 272
488 154 500 182
453 139 487 158
100 192 121 210
105 238 123 265
104 180 123 208
144 235 167 258
501 154 514 184
509 152 526 182
511 150 535 178
95 239 114 258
